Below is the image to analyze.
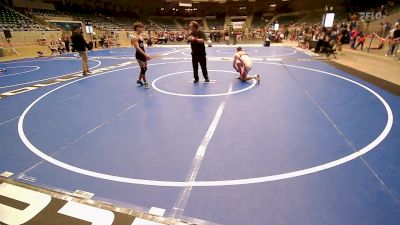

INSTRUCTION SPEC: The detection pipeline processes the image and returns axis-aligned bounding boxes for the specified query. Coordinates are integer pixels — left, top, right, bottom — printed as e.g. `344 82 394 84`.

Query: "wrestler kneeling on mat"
233 47 260 83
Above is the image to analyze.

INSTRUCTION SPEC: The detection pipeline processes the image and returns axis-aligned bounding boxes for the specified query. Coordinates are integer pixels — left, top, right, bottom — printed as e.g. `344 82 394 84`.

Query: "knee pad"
141 67 147 74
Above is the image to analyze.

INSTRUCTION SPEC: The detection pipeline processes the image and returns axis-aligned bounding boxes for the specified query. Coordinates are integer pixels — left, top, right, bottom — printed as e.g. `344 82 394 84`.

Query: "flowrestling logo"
358 11 383 21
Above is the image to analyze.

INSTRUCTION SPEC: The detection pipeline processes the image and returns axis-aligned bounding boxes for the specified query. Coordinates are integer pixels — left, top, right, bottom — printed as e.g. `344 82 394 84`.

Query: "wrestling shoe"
137 80 144 86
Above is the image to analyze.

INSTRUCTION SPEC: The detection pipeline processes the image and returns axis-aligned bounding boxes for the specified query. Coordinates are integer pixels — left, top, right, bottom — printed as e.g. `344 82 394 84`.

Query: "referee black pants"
192 54 208 81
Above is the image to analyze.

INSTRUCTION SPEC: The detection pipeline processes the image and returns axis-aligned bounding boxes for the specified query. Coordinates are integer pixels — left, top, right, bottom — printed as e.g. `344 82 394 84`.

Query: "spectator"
330 26 338 41
57 39 66 54
99 35 106 48
284 28 289 40
224 30 230 45
355 34 366 50
279 32 284 42
340 27 350 44
232 31 237 45
370 36 385 50
48 40 58 55
62 34 70 52
386 23 400 57
315 29 326 52
382 21 391 37
350 28 359 49
39 33 46 46
337 32 346 53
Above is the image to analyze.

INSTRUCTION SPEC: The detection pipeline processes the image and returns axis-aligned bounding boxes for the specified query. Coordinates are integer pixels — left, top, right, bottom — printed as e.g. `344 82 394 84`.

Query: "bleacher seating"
278 15 301 26
143 21 162 32
76 17 156 32
0 5 48 31
208 18 225 30
335 10 348 23
197 20 204 29
111 18 137 31
252 15 268 29
177 19 204 30
301 13 323 25
73 14 123 32
32 9 67 18
151 18 180 31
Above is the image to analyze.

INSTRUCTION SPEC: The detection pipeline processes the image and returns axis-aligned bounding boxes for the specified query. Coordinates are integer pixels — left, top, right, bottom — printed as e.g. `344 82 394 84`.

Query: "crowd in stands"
144 27 270 46
293 19 399 59
1 0 398 60
41 31 123 57
262 0 400 59
96 32 120 48
149 31 185 44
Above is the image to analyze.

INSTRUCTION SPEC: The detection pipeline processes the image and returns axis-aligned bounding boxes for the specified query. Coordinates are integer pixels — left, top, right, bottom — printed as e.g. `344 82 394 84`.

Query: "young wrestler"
132 22 151 88
233 47 260 83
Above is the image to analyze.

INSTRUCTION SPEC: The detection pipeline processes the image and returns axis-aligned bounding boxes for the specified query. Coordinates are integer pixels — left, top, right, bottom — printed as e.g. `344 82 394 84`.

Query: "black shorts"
135 52 147 63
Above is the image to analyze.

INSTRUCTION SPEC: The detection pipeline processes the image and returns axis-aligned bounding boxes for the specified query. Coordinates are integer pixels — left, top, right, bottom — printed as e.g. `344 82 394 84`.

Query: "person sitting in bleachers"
264 37 271 47
146 37 153 47
48 40 58 55
177 33 184 42
57 39 66 54
37 51 45 57
62 34 70 52
39 33 46 46
107 36 113 47
99 35 108 48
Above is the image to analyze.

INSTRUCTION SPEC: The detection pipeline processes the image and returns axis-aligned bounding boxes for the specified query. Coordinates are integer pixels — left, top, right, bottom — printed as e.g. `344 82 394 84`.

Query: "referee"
187 21 209 83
